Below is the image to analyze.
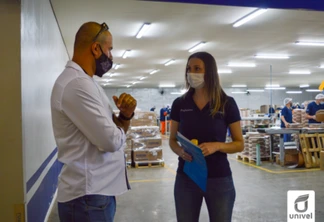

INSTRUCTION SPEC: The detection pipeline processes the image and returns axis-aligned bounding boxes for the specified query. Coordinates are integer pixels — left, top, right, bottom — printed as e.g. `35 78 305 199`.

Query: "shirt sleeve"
61 77 126 152
306 103 312 114
224 97 241 125
170 97 181 122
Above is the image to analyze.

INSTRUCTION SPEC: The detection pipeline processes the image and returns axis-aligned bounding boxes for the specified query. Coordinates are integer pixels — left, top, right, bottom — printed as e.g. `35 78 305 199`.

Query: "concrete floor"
48 138 324 222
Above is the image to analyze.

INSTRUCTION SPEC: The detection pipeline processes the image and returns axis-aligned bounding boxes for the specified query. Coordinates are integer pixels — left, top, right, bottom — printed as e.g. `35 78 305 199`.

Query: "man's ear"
91 43 100 59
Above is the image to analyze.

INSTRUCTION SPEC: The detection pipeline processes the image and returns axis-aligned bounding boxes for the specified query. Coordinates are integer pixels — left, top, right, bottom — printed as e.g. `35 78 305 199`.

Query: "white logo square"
287 190 315 222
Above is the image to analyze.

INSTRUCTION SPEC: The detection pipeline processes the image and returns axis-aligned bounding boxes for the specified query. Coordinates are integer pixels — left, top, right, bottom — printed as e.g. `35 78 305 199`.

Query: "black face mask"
94 45 113 77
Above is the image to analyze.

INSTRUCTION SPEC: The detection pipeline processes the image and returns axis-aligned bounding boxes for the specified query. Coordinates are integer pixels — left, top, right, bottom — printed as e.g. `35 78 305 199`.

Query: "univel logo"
287 190 315 222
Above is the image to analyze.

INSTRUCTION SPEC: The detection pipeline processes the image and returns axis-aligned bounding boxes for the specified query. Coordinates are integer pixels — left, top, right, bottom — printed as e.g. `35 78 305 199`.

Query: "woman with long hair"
169 52 244 222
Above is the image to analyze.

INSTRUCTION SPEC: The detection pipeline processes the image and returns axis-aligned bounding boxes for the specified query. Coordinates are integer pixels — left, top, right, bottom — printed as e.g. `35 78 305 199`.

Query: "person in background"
306 93 324 124
169 52 244 222
281 98 294 142
150 105 156 112
160 105 167 134
51 22 137 222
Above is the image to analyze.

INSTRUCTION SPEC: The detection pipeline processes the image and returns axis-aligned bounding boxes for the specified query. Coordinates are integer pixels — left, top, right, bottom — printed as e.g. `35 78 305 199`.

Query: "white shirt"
51 61 129 202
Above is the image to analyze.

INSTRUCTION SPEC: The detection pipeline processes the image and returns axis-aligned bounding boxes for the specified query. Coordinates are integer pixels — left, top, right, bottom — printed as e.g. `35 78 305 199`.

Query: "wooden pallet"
134 160 165 168
299 133 322 168
237 154 269 164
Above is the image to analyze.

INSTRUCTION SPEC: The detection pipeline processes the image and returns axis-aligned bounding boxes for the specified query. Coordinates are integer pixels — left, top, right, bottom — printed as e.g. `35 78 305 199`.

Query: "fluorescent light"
231 91 247 94
122 50 131 59
188 42 206 52
171 92 185 95
295 41 324 46
114 64 120 70
286 91 302 94
265 87 286 90
159 84 176 88
228 63 256 67
126 85 131 88
266 84 280 88
233 9 268 28
255 54 290 59
289 70 311 75
218 69 232 74
164 59 175 66
139 76 147 81
319 65 324 68
247 89 265 92
132 82 138 85
306 89 322 92
136 23 151 39
300 84 309 88
149 69 159 75
232 84 247 88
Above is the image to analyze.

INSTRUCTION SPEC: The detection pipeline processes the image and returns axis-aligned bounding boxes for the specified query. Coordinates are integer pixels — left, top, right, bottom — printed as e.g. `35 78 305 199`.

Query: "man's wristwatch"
119 112 135 121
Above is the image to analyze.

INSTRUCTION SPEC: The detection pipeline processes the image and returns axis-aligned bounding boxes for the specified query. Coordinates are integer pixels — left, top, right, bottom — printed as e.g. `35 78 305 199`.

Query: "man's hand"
312 115 317 120
285 122 290 128
112 93 137 118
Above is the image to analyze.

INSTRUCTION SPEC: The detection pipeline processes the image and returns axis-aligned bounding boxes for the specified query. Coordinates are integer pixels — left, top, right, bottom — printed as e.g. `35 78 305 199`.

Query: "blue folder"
176 132 208 192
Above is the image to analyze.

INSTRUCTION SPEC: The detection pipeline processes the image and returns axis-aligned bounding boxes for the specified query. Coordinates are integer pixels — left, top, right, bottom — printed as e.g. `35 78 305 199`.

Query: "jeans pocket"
84 195 110 210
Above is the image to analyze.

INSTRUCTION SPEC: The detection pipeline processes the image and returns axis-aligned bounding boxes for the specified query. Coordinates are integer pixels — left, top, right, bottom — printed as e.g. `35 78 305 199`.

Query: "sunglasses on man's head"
93 22 109 42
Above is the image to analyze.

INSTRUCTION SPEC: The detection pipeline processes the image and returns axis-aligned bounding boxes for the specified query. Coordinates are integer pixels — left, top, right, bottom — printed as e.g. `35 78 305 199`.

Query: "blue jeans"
284 134 292 142
174 173 236 222
58 195 116 222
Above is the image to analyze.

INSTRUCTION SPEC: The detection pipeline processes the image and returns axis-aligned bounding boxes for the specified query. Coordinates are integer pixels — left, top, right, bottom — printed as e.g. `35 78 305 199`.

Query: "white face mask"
187 73 205 89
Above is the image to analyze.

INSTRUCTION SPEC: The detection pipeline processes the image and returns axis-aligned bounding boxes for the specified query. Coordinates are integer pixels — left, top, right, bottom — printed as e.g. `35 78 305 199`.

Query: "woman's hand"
199 142 221 156
177 148 192 162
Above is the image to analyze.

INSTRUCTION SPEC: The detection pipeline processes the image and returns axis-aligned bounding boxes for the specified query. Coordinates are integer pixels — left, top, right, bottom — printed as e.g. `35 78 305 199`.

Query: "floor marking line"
164 164 177 175
228 157 320 174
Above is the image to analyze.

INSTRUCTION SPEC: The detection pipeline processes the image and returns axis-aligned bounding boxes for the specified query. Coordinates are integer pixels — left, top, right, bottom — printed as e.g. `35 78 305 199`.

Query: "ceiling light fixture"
265 87 286 90
233 9 268 28
319 65 324 68
286 91 302 94
132 82 138 85
247 89 265 92
254 54 290 59
231 91 247 94
289 70 311 75
114 64 120 70
136 23 151 39
149 69 159 75
266 84 280 88
228 63 256 67
295 41 324 46
306 89 322 92
159 84 176 88
218 69 232 74
164 59 175 66
188 42 206 53
126 85 131 88
122 50 131 59
139 77 146 81
232 84 247 88
299 84 309 88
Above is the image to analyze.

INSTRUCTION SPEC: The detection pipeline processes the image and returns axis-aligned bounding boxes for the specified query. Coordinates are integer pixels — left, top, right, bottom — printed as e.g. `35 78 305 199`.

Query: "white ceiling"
51 0 324 89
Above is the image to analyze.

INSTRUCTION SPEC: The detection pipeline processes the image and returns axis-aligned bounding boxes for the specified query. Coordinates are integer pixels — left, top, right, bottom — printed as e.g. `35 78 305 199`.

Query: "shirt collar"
66 60 86 73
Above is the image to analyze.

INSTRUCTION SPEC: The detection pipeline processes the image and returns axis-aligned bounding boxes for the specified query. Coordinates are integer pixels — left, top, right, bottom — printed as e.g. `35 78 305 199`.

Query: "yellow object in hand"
191 139 198 146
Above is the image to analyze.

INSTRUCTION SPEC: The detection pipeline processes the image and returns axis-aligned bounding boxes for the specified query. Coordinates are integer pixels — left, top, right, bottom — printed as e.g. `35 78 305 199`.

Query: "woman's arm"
199 121 244 156
169 120 192 161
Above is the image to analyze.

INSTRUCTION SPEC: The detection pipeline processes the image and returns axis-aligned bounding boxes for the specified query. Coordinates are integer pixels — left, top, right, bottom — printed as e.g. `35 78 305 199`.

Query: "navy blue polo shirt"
280 106 292 128
170 92 241 178
306 101 323 123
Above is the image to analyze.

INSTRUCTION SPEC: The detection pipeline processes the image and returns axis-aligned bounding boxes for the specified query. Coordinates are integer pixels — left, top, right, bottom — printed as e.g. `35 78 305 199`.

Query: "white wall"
21 0 69 221
104 87 320 113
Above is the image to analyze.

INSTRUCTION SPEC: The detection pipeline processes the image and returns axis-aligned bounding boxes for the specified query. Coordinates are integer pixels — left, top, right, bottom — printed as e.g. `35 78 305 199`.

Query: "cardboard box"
127 126 160 139
131 111 157 126
132 137 162 150
133 148 163 162
316 110 324 122
125 150 132 163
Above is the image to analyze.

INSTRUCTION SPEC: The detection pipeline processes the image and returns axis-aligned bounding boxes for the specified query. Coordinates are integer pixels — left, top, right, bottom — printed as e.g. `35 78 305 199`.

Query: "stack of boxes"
240 109 251 128
123 111 164 166
292 109 308 128
241 132 270 160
